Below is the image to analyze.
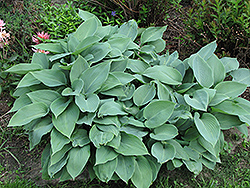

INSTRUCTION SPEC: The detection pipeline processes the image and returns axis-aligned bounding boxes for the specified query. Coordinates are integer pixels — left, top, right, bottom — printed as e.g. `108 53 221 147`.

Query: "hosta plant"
7 10 250 188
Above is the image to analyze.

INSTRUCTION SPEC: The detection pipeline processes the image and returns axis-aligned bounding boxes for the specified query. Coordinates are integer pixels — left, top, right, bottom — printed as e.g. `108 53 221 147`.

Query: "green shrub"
182 0 250 55
6 10 250 188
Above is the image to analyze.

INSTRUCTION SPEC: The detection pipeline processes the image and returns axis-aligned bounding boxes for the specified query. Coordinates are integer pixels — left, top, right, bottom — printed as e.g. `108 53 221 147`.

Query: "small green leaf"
220 57 239 73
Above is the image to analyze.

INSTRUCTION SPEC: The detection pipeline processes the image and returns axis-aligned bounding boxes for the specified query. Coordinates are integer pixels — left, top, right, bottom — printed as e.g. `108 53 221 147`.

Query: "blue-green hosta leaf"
115 155 135 183
151 142 175 164
150 124 178 141
8 102 49 127
66 145 90 180
220 57 239 73
75 93 100 112
194 112 220 147
52 103 80 138
192 54 214 88
70 55 89 83
70 129 90 147
107 134 121 149
184 89 209 111
119 116 144 128
31 70 67 87
131 156 153 188
176 83 197 94
133 84 156 106
50 97 72 118
206 54 226 85
212 98 250 116
168 140 189 160
239 115 250 125
98 100 127 117
200 156 216 170
198 136 220 158
50 144 72 167
107 38 131 53
183 127 200 141
94 116 121 127
214 81 247 99
197 40 217 61
213 113 243 130
17 73 41 88
143 66 182 85
110 59 128 72
48 154 68 178
27 90 60 107
156 80 171 100
141 25 167 44
29 117 53 150
236 124 248 137
95 25 111 40
127 59 150 73
119 84 135 101
209 93 229 106
73 36 101 55
50 129 70 154
118 20 138 41
74 17 98 41
144 100 176 128
93 158 117 183
9 94 32 113
80 61 110 94
120 125 148 138
33 43 64 53
78 9 102 26
95 146 119 165
231 68 250 86
89 125 114 148
145 155 161 182
183 159 202 175
5 63 43 74
115 132 149 156
97 124 119 137
31 52 49 69
148 39 166 53
77 113 96 126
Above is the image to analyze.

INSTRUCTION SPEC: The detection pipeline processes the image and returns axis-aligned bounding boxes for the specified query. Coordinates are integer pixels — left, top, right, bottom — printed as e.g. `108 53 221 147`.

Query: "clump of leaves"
6 10 250 188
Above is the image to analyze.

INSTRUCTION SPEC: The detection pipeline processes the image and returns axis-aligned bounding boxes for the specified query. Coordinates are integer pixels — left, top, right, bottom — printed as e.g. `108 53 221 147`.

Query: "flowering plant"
0 19 10 55
32 31 50 54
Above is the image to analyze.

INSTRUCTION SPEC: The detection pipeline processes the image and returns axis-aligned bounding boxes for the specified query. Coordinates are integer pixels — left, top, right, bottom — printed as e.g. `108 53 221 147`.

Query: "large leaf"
73 36 101 55
115 155 135 183
5 63 43 74
66 145 90 180
78 9 102 25
50 144 71 167
150 124 178 141
31 70 67 87
50 97 72 118
48 154 68 178
9 94 32 113
168 139 189 160
141 25 167 44
115 132 148 156
8 102 49 126
89 125 114 148
194 112 220 146
148 39 166 53
118 20 138 41
212 98 250 116
133 84 156 106
214 81 247 99
143 100 176 128
70 55 89 83
107 38 131 53
183 159 202 175
29 117 53 150
52 103 80 138
31 52 49 69
220 57 239 73
98 100 127 117
75 93 100 112
197 41 217 60
17 73 41 88
156 81 170 100
70 129 90 147
143 66 182 85
231 68 250 86
27 90 60 107
74 17 98 41
192 54 214 88
213 113 242 130
50 129 70 154
206 54 225 85
151 142 176 164
33 43 64 53
131 156 153 188
80 61 110 94
95 146 118 165
184 89 209 111
93 158 117 183
127 59 150 73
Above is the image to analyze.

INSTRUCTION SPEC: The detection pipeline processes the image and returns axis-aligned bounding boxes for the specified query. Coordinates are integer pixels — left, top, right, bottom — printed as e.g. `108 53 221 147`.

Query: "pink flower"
32 31 50 44
32 48 50 54
0 30 10 48
0 20 5 28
